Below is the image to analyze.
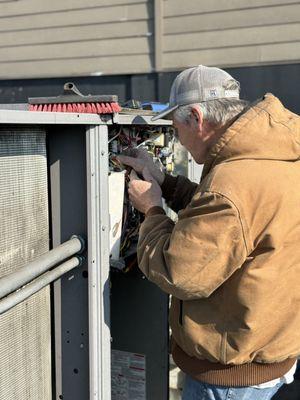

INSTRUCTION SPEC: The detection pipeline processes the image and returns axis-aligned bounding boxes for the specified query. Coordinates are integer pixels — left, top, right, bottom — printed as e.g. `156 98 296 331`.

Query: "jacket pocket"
179 300 183 325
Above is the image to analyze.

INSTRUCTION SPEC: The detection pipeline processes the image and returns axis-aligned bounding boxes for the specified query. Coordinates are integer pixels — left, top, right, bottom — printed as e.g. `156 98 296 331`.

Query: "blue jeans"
182 375 284 400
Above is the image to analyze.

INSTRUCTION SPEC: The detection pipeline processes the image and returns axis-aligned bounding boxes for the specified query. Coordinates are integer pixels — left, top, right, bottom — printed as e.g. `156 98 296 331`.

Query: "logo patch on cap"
204 88 221 99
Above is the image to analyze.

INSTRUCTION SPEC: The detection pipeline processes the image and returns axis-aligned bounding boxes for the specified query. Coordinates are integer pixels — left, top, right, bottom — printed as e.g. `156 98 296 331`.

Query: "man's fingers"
117 155 135 166
123 148 138 157
123 147 150 161
129 169 139 181
142 167 154 182
117 155 144 171
137 147 151 160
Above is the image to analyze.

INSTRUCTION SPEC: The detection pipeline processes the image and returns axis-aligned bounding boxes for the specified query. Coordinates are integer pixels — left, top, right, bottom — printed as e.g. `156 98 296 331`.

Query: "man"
118 65 299 399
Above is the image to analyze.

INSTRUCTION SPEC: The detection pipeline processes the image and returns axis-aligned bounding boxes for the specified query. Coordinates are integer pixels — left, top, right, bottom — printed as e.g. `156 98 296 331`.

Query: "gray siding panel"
0 0 300 78
0 0 147 16
165 24 300 53
0 0 154 78
0 20 152 47
164 0 300 16
0 54 153 79
0 37 153 62
0 3 153 31
164 42 300 70
164 4 300 34
163 2 300 70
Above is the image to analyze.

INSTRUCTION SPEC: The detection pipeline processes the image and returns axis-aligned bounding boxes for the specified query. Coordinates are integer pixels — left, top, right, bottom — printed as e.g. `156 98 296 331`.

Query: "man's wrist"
145 206 166 217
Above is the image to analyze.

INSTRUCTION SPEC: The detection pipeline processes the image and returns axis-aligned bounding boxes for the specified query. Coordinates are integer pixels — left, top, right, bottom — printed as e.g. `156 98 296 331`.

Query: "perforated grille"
0 126 51 400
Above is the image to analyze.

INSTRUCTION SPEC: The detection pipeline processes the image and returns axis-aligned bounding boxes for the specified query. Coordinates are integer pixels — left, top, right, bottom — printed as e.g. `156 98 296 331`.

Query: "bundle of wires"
119 185 140 258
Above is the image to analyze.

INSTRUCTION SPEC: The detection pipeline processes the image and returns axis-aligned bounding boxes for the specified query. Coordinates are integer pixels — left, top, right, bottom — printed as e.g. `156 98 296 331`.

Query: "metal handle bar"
0 235 85 300
0 256 84 315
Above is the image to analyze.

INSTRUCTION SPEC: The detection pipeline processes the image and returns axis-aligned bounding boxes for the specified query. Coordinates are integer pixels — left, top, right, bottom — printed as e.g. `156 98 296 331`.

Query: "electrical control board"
107 124 176 273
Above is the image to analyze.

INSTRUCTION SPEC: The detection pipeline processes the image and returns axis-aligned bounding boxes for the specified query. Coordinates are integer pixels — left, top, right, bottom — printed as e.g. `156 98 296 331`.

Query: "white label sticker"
111 349 146 400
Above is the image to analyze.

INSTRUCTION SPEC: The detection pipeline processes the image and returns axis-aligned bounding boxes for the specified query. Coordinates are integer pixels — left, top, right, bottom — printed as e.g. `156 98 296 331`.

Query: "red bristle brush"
28 82 121 114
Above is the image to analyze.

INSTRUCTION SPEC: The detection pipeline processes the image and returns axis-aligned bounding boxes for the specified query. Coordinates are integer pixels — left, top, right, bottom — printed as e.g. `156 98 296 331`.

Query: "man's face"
173 118 193 149
172 111 207 164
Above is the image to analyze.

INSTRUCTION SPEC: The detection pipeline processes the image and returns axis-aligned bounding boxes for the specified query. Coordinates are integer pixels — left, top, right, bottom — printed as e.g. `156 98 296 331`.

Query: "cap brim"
151 104 179 121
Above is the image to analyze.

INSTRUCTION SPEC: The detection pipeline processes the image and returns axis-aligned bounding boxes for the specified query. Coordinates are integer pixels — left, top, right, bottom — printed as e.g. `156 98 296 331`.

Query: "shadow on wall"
156 63 300 115
0 75 132 105
0 64 299 115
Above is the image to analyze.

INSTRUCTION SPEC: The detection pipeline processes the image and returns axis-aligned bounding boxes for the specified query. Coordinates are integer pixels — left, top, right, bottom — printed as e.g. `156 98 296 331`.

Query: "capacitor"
166 162 174 173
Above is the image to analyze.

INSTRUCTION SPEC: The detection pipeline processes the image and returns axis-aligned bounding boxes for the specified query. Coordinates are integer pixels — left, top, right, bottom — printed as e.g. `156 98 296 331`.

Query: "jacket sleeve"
137 190 248 300
161 174 199 213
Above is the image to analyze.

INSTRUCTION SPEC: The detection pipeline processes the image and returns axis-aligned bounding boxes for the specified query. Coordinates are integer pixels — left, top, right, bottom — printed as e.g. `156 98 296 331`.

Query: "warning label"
111 349 146 400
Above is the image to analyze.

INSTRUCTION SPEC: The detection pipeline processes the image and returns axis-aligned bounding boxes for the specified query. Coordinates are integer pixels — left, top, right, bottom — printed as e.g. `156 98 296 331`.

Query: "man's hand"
128 167 163 214
117 148 165 185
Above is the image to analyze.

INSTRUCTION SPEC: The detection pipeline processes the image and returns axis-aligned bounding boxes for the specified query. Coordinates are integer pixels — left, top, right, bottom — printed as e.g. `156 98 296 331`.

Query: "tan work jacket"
138 94 300 366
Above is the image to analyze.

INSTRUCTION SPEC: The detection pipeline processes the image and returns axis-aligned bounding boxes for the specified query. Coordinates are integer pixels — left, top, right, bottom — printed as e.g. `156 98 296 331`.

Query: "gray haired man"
118 65 299 399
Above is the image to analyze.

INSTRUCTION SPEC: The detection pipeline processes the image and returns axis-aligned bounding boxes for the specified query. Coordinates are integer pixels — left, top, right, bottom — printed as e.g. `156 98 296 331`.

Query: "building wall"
0 0 154 79
163 0 300 70
0 0 300 80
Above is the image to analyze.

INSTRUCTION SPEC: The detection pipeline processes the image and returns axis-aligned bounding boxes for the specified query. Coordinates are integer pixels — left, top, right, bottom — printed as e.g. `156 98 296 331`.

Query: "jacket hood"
202 94 300 178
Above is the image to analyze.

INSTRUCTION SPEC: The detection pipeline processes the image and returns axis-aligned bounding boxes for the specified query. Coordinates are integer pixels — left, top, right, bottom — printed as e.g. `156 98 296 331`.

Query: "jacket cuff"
145 206 166 217
161 174 178 202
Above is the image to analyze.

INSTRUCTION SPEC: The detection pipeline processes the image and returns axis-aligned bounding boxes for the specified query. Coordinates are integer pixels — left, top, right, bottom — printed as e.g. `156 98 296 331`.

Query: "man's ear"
190 106 203 131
